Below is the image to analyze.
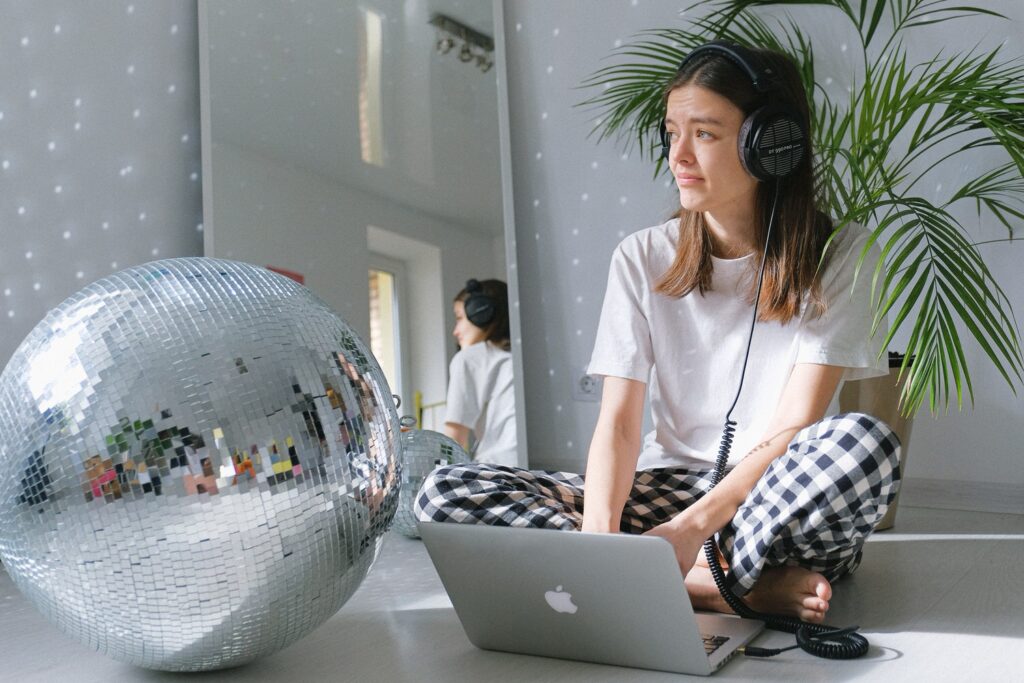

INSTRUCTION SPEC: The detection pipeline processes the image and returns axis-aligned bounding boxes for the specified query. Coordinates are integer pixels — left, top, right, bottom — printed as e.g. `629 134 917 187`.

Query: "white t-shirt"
446 341 518 466
588 218 888 471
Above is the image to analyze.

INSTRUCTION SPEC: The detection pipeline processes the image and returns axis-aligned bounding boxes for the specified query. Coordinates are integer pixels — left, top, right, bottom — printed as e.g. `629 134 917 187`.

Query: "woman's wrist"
675 497 725 538
581 506 621 533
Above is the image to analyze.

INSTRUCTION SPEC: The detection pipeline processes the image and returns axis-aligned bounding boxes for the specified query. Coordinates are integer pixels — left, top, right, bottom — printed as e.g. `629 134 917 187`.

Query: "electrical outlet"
572 368 603 402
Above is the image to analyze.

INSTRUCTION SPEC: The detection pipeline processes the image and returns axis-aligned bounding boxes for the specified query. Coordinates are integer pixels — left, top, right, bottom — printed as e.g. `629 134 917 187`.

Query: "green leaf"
862 0 888 46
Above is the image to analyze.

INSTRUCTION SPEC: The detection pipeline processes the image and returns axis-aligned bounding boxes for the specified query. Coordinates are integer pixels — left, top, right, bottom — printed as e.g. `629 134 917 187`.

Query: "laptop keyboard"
701 634 730 655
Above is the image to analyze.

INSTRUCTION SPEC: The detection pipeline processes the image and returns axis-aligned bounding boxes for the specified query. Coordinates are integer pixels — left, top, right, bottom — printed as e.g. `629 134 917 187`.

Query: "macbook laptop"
418 522 765 676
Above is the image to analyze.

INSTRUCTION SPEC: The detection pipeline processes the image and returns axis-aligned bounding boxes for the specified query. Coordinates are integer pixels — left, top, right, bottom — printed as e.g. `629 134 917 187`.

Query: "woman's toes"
802 595 828 614
799 607 827 623
798 588 829 624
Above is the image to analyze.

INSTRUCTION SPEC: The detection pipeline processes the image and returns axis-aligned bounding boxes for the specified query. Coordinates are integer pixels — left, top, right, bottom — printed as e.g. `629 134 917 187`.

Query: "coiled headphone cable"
705 185 869 660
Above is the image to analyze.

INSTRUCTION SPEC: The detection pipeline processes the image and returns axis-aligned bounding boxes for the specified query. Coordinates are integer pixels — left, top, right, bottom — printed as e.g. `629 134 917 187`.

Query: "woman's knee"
415 463 472 517
816 411 902 486
416 462 491 499
413 462 512 521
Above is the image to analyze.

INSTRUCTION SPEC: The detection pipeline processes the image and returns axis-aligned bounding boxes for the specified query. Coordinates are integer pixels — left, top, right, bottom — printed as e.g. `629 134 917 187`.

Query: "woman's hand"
643 516 708 577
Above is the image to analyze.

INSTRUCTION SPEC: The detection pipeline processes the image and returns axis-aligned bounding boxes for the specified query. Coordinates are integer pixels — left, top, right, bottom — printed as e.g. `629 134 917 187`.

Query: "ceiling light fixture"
436 36 454 55
429 13 494 74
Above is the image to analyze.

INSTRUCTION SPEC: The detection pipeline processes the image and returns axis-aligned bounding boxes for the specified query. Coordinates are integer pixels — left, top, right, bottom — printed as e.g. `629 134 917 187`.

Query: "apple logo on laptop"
544 585 578 614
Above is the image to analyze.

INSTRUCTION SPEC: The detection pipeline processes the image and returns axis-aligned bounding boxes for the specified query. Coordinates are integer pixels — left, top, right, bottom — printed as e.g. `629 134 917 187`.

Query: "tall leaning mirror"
198 0 526 466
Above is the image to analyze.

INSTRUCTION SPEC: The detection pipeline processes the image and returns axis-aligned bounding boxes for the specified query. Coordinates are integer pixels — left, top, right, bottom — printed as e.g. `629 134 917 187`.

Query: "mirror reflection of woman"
443 279 518 467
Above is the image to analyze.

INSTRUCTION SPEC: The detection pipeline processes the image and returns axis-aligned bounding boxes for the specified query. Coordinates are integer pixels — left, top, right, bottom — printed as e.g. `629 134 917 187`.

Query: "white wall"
502 1 1024 499
0 2 203 367
206 141 503 416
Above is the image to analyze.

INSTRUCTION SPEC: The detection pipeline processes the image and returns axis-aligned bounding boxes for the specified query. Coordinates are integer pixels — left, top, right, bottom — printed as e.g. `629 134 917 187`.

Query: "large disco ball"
392 421 470 538
0 258 401 671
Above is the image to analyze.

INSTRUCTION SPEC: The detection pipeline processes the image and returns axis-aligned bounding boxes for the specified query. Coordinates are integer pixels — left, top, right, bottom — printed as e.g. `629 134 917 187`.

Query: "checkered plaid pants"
415 412 901 596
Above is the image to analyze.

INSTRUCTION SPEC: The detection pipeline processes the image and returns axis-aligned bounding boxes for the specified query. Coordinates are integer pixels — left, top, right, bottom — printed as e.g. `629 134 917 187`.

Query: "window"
367 227 446 427
368 256 406 405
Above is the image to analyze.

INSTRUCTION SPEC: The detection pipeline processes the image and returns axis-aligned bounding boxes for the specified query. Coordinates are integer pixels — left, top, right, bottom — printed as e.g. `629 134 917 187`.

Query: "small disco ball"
0 258 401 671
391 421 469 538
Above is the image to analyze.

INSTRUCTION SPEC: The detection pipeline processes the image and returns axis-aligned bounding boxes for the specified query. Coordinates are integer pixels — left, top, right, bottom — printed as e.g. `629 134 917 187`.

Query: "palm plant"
579 0 1023 415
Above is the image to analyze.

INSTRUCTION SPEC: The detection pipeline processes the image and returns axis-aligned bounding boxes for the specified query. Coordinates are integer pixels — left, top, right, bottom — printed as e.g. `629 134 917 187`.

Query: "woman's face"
453 300 486 350
663 84 759 219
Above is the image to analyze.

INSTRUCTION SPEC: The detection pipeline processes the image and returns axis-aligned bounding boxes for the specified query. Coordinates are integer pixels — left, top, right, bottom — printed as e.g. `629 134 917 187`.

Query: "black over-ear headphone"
463 279 496 328
659 40 806 181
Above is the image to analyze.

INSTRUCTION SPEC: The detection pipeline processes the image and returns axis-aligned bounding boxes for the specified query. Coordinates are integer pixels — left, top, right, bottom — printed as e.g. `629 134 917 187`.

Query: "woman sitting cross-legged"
416 41 900 624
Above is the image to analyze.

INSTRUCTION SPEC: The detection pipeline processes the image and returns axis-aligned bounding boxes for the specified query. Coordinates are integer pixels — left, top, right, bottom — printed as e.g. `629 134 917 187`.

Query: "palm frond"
949 164 1024 234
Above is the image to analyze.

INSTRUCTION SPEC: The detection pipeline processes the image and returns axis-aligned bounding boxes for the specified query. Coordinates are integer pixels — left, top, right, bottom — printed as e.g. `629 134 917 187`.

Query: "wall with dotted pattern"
0 2 203 366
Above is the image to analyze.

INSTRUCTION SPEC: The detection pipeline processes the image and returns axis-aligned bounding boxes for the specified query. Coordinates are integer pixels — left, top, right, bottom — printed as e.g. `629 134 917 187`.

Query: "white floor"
3 505 1023 682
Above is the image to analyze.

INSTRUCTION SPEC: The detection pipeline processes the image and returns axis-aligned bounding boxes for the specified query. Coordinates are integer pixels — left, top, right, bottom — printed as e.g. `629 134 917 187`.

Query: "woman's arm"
581 376 647 533
443 347 477 452
645 362 845 574
443 422 472 452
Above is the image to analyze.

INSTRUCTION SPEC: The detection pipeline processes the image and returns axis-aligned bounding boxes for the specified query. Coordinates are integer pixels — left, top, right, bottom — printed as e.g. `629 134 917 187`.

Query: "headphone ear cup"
464 294 496 328
737 114 758 175
738 105 806 181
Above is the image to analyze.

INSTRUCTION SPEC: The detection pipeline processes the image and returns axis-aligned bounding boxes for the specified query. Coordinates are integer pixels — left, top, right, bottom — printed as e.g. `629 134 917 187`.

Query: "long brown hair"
655 46 832 323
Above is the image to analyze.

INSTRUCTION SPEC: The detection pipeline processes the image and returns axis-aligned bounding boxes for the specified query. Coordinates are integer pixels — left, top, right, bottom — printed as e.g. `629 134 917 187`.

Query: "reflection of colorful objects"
183 455 219 495
81 413 356 499
0 258 400 672
84 456 121 500
233 452 256 482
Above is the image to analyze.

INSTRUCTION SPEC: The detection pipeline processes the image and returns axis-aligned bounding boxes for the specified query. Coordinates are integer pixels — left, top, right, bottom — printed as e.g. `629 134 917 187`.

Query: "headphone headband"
677 40 779 93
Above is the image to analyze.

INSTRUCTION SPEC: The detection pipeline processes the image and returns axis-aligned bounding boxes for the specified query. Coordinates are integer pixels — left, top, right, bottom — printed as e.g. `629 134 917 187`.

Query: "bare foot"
746 566 832 623
685 564 832 623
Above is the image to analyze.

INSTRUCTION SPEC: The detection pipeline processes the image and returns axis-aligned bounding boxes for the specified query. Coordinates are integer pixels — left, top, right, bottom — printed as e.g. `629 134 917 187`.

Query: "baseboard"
900 477 1024 515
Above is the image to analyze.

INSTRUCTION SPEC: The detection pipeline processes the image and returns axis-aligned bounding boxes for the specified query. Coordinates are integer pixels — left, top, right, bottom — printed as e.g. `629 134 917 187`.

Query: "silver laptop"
418 522 765 676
